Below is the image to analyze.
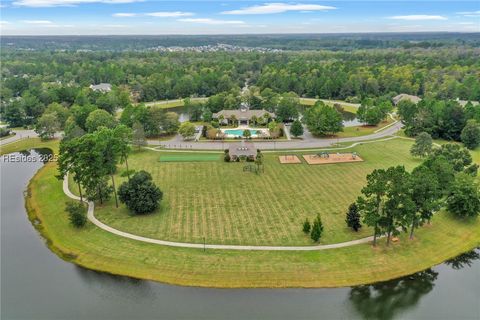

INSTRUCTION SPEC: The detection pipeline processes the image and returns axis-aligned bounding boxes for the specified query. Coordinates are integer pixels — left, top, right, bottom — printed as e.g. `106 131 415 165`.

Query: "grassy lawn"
27 163 480 288
159 153 221 162
300 98 359 113
0 138 60 155
83 138 424 246
145 97 208 109
335 118 396 138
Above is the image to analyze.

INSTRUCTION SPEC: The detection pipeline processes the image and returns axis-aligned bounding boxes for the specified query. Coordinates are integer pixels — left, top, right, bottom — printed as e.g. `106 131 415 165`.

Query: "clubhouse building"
213 104 275 126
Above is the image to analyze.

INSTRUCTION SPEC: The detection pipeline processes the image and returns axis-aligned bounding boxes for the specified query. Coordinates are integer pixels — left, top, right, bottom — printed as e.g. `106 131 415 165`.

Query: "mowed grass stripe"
93 139 427 246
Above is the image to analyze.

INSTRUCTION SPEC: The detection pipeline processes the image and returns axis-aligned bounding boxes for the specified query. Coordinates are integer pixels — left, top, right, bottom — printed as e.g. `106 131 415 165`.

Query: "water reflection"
74 266 156 301
349 269 438 320
445 248 480 270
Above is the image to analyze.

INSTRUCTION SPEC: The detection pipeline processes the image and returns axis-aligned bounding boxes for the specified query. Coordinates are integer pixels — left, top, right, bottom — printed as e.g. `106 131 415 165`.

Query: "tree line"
347 143 479 246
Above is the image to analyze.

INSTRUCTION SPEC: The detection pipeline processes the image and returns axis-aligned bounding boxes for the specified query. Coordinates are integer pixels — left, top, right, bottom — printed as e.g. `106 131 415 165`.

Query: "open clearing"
89 138 423 246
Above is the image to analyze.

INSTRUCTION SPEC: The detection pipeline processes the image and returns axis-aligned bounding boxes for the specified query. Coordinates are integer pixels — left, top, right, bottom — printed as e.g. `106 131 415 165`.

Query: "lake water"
1 150 479 320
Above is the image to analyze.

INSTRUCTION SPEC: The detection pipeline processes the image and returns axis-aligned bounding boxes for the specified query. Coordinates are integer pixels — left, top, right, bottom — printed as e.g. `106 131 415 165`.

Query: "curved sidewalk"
63 178 380 251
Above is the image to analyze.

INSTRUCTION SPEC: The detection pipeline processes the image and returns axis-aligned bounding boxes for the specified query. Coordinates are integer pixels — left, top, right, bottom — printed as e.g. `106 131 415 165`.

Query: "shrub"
65 201 87 228
310 215 324 242
346 202 362 231
302 218 311 234
118 170 162 214
224 152 231 162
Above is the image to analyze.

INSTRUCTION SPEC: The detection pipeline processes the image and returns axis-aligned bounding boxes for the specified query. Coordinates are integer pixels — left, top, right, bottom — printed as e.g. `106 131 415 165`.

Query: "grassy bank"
27 163 480 288
0 138 60 155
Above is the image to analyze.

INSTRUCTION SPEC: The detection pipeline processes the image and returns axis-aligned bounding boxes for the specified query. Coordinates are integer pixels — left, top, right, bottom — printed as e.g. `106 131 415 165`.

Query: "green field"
87 138 423 246
158 153 220 162
27 162 480 288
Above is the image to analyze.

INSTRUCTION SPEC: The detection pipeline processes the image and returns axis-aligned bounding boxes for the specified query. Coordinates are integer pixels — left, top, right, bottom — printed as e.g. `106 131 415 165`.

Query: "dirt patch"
278 155 302 164
303 153 364 165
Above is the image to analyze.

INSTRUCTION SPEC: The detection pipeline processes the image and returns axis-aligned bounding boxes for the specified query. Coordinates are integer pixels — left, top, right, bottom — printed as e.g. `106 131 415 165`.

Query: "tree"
113 125 133 181
303 101 343 136
310 215 324 242
276 92 299 122
381 166 415 246
118 170 163 214
446 173 480 218
410 132 433 157
85 109 116 132
85 176 113 204
357 167 412 246
94 127 125 207
429 143 476 174
346 202 362 232
357 104 385 126
461 120 480 150
243 129 252 139
65 201 87 228
178 121 196 140
407 166 441 238
202 109 213 122
63 117 85 141
302 218 311 234
290 119 304 138
44 102 70 129
132 122 147 149
162 112 180 134
268 121 281 138
35 113 60 140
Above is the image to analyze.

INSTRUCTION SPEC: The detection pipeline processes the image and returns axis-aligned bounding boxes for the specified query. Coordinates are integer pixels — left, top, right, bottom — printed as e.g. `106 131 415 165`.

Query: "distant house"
213 107 275 125
392 94 422 106
457 99 479 107
229 141 257 161
89 83 112 93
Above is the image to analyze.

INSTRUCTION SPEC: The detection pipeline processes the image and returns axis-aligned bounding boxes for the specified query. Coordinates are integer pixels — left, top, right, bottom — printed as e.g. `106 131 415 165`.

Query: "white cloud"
146 11 194 18
13 0 142 7
113 11 194 18
388 15 447 21
21 20 54 24
0 21 10 25
222 3 336 15
457 10 480 18
178 18 245 25
113 13 138 17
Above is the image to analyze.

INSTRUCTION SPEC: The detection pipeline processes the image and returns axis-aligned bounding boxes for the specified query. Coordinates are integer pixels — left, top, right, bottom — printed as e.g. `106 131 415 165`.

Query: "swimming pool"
223 129 259 137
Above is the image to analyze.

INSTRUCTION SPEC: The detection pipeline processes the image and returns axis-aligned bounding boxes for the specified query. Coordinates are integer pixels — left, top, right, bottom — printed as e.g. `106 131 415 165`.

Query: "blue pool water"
224 129 259 136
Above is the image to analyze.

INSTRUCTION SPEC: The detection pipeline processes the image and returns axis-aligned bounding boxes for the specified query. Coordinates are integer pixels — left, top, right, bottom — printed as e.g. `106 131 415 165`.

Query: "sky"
0 1 479 35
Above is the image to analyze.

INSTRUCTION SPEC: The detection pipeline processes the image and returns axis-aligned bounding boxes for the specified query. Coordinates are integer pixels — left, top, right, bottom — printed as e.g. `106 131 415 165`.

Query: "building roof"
213 109 275 121
457 99 479 107
392 94 422 105
229 141 257 158
90 83 112 92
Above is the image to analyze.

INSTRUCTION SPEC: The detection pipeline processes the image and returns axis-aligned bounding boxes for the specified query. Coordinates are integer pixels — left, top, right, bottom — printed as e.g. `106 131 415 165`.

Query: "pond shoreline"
25 161 480 289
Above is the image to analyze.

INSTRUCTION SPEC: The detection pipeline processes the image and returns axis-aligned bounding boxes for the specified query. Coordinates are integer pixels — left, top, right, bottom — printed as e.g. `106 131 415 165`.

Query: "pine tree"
346 202 362 231
310 215 324 242
302 218 311 234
